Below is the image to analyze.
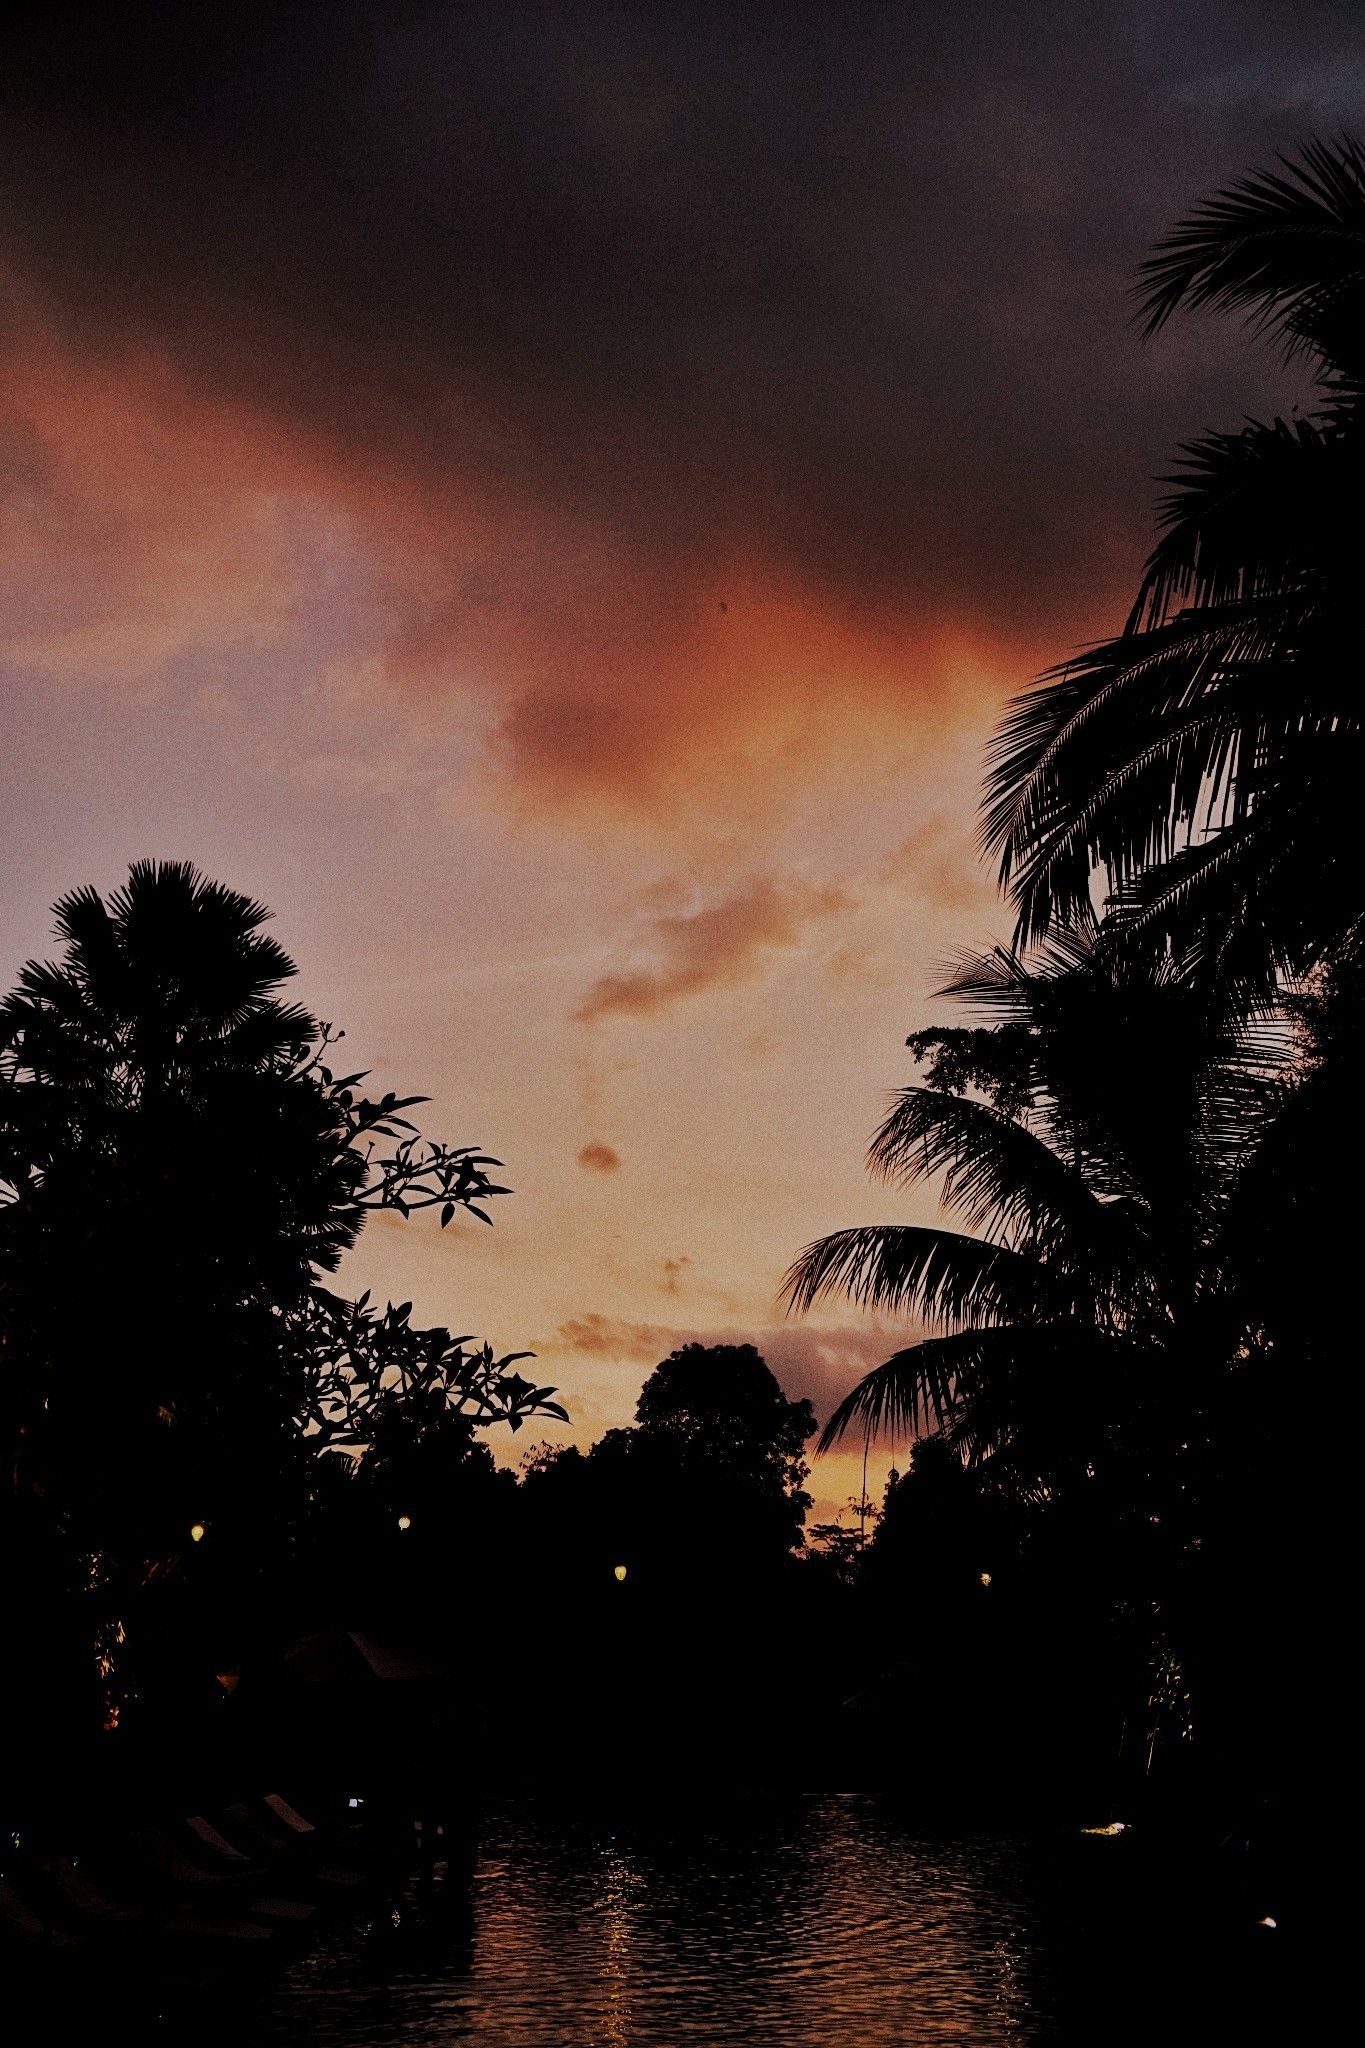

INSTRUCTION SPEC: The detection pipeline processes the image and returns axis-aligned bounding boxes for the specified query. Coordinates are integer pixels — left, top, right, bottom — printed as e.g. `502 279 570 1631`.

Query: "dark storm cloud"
2 3 1363 663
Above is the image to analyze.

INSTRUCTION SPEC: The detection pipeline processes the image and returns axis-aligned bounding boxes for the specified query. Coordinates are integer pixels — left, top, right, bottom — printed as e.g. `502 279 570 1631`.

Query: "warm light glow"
613 1564 628 1582
979 1570 992 1586
94 1618 126 1680
1080 1821 1127 1836
189 1522 205 1544
397 1514 412 1531
1258 1916 1277 1930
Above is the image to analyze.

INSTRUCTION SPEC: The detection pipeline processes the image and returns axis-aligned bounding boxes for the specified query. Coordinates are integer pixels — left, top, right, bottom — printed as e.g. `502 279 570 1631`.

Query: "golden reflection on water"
257 1795 1134 2045
992 1931 1025 2035
597 1841 640 2048
471 1797 1038 2044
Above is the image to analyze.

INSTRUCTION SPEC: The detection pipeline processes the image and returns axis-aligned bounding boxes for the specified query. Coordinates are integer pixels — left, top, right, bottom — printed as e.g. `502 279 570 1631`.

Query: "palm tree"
0 859 353 1297
0 865 359 1550
984 138 1365 981
0 862 560 1751
0 861 546 1574
1 860 312 1092
784 933 1288 1513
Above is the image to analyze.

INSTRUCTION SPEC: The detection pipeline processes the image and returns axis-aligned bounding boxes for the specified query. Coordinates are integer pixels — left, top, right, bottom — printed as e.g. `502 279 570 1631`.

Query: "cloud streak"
550 1313 673 1361
576 875 849 1022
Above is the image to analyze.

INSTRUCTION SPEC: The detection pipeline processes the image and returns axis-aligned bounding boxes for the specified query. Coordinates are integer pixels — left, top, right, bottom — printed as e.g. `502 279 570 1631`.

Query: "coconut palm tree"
984 138 1365 981
784 932 1289 1512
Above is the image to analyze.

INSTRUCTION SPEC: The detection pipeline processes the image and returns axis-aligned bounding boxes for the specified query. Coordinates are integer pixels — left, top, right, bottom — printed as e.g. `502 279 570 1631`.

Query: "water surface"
257 1793 1285 2045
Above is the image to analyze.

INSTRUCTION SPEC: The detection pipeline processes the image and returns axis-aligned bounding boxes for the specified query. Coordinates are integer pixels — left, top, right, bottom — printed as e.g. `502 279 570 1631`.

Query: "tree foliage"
984 137 1365 980
0 861 564 1603
786 934 1292 1511
521 1344 815 1586
786 144 1365 1808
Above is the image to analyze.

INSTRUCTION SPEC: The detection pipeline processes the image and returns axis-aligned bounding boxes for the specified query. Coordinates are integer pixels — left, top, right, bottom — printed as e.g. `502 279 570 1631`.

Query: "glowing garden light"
613 1564 628 1582
189 1523 205 1544
979 1570 992 1587
397 1514 412 1531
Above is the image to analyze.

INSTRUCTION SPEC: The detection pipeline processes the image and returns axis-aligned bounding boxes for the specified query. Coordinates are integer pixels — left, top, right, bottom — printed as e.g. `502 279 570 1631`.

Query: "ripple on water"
251 1793 1270 2047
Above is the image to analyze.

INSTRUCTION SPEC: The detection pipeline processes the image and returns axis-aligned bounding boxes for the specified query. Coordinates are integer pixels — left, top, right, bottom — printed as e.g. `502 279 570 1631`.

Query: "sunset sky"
3 4 1361 1519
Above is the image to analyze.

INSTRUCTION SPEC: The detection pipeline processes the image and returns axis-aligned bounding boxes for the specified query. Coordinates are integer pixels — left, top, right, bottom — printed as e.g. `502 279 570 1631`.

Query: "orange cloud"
542 1314 907 1428
577 1140 621 1173
877 813 999 919
0 316 1038 841
660 1256 693 1295
0 337 325 688
2 11 1327 841
576 875 851 1023
825 941 878 986
550 1313 672 1361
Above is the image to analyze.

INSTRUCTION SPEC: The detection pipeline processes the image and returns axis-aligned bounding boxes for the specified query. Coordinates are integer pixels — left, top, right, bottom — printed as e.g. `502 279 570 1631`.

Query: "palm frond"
867 1084 1103 1247
937 931 1098 1010
1133 417 1357 629
1137 135 1365 378
985 593 1341 953
983 598 1298 875
816 1329 995 1450
782 1223 1051 1328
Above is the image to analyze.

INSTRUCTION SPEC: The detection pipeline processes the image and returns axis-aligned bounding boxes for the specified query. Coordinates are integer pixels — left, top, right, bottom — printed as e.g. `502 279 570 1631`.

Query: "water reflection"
253 1794 1280 2045
596 1843 638 2048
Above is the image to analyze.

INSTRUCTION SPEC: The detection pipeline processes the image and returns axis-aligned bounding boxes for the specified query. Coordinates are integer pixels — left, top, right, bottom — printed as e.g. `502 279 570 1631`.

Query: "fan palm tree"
985 138 1365 981
784 933 1288 1510
0 864 363 1546
0 863 565 1755
0 858 357 1293
0 861 544 1547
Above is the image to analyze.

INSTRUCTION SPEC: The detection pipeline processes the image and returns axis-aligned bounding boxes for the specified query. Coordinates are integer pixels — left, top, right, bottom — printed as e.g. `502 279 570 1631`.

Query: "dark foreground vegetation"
787 136 1365 1929
3 138 1361 2003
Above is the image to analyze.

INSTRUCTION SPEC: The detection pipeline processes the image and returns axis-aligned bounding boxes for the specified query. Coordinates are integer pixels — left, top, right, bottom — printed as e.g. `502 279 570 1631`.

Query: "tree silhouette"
784 932 1288 1517
780 138 1365 1822
784 935 1314 1792
985 138 1365 980
0 861 563 1742
585 1345 814 1584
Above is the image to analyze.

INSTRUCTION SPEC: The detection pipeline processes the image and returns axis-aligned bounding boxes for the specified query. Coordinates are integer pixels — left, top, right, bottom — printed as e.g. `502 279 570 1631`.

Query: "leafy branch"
301 1023 513 1228
287 1287 568 1448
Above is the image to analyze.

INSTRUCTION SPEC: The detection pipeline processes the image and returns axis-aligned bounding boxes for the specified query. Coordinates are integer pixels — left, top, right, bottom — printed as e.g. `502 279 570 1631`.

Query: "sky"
2 3 1363 1521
